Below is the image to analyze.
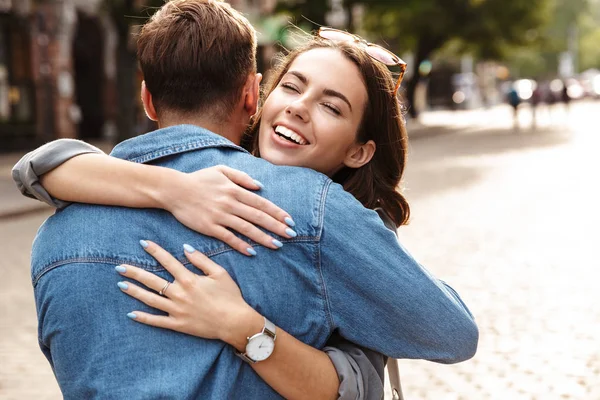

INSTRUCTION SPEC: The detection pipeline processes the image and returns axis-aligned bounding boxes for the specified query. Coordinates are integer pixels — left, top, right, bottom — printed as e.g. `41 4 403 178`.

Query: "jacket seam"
316 181 335 331
316 179 332 238
126 141 247 164
32 236 320 286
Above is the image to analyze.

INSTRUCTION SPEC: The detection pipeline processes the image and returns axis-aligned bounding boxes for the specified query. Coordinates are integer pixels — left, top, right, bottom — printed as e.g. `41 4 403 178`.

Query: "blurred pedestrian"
531 83 542 129
561 81 571 115
507 85 521 130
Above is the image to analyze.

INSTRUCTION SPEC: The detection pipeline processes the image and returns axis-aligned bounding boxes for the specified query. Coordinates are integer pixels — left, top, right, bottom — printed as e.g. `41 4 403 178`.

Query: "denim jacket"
28 125 478 399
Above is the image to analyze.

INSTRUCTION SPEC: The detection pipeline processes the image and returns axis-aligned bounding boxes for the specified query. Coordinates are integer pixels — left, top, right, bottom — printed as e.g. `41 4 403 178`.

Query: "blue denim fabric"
32 125 478 399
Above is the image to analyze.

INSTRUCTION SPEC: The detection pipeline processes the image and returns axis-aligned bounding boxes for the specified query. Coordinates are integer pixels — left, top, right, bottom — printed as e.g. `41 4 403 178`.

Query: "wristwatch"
235 317 277 364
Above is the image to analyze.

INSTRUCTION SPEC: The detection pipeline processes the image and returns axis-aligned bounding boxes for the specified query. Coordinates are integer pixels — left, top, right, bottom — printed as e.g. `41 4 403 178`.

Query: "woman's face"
258 48 368 177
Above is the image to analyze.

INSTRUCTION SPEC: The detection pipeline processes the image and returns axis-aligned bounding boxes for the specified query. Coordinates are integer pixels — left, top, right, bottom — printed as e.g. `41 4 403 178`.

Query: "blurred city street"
0 101 598 399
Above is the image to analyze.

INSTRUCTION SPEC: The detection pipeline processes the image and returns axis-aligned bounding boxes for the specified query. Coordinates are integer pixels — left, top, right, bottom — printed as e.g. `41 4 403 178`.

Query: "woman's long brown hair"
243 38 410 227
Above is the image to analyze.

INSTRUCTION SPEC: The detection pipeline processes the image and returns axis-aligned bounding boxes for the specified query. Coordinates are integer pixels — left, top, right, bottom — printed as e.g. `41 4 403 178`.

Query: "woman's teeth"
275 125 308 145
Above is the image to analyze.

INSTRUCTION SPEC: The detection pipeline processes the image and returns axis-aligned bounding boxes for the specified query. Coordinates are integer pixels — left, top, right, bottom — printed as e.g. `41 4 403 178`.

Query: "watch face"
246 334 275 362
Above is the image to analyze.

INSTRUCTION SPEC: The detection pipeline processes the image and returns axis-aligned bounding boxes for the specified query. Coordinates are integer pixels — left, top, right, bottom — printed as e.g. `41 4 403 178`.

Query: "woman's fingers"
116 264 173 295
222 215 282 250
126 311 178 330
182 244 226 276
140 240 191 281
231 199 296 240
117 280 175 314
215 165 263 191
235 188 294 229
209 226 259 256
215 165 295 227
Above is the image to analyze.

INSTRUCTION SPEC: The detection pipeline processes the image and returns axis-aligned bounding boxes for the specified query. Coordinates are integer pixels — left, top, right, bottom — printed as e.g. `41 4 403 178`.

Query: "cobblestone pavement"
1 102 599 399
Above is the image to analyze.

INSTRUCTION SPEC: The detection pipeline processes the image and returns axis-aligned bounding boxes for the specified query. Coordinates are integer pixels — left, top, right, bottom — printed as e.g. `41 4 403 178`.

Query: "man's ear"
344 140 376 169
141 81 158 121
244 73 262 117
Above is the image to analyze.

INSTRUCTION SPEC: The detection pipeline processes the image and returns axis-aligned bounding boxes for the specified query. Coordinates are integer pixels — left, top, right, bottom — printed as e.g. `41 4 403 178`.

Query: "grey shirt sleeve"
11 139 104 209
324 342 386 400
323 342 385 400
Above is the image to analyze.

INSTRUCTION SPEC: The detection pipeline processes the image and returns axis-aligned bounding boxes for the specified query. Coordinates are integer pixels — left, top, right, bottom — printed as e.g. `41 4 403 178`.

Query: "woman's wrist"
143 167 188 211
221 305 265 352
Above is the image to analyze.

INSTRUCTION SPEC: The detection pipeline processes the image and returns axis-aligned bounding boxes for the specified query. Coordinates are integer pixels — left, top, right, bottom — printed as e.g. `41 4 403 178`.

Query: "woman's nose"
285 99 309 122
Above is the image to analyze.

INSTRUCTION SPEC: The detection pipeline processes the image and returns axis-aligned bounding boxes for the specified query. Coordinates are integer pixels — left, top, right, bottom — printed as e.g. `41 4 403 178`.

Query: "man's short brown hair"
137 0 257 119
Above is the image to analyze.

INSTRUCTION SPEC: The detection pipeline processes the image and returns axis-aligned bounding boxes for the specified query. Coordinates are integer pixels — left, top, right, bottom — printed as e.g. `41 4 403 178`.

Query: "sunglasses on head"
317 27 407 96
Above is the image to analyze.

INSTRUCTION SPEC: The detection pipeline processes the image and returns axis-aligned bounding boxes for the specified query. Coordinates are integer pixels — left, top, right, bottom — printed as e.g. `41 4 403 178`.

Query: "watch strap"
235 316 276 364
236 351 257 364
263 317 276 339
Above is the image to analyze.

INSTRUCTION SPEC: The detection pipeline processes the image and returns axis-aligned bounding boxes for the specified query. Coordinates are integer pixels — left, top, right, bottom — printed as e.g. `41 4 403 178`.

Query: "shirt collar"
110 124 249 163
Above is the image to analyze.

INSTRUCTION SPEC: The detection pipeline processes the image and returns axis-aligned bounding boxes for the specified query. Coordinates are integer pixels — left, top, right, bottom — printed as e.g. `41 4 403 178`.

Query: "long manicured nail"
115 265 127 274
247 247 257 256
117 282 129 290
272 239 283 248
284 217 296 227
285 228 297 238
253 179 264 189
183 244 196 253
127 312 137 319
139 240 149 249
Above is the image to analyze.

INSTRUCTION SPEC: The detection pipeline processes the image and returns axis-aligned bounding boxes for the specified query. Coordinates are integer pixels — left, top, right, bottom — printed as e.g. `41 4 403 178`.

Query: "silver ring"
159 281 171 296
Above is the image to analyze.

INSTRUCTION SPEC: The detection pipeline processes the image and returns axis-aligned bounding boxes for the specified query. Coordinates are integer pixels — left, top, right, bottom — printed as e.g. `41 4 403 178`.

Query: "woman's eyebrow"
287 70 352 111
322 89 352 111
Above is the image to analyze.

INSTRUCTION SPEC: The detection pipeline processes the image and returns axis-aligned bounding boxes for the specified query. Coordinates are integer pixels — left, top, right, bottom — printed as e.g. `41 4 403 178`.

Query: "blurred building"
0 0 289 153
0 0 301 152
0 0 113 152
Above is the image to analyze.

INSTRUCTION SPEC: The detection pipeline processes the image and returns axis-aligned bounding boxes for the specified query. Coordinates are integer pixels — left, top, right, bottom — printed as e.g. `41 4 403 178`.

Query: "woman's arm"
117 241 385 400
12 139 295 254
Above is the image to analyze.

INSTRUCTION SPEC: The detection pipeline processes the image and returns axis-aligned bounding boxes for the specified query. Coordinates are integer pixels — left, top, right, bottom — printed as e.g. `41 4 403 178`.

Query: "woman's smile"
272 124 310 146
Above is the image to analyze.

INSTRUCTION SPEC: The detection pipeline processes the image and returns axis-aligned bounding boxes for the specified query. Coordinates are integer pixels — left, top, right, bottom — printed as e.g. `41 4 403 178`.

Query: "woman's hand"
116 240 263 350
159 165 297 256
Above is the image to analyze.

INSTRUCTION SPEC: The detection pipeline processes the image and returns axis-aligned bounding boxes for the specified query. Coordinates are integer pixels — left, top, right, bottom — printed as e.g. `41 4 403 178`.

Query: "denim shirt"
30 125 478 399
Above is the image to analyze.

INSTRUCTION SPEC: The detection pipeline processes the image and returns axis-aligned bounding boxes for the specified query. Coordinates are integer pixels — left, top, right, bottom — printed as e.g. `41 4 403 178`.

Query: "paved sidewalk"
0 153 51 219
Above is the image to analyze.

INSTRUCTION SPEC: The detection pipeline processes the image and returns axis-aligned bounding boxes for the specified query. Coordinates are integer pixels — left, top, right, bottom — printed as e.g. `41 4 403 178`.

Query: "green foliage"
507 0 600 77
274 0 330 30
361 0 550 60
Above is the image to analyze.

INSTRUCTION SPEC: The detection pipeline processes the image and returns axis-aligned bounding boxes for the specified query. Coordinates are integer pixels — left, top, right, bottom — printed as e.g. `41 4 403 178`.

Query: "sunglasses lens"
319 29 355 43
366 46 399 66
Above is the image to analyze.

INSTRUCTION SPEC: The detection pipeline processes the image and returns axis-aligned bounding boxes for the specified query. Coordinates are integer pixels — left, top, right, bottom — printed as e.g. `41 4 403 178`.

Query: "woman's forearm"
40 153 294 254
225 310 339 400
252 330 339 400
40 153 178 208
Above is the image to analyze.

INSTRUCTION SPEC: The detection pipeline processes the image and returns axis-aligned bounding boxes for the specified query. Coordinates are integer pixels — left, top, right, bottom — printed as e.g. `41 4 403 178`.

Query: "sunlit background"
1 0 599 399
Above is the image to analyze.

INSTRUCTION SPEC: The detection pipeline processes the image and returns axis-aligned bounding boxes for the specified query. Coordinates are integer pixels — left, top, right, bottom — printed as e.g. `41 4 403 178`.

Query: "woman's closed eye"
281 82 300 93
323 102 341 115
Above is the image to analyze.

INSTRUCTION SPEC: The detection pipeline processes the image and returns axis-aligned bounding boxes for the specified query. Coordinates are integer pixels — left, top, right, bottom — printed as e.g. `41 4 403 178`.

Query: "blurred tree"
507 0 597 78
275 0 329 30
360 0 550 117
